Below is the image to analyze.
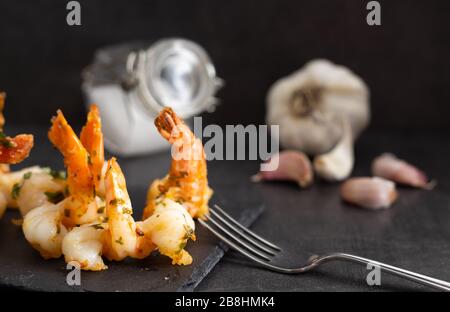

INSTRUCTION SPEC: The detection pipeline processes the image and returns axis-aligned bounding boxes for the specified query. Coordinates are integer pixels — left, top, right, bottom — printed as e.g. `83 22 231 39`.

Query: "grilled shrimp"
0 93 34 165
14 167 66 216
139 198 196 265
0 92 35 218
143 108 212 219
102 158 154 261
80 105 104 193
62 222 108 271
23 106 106 259
103 158 195 265
48 106 105 227
0 166 43 218
22 200 68 259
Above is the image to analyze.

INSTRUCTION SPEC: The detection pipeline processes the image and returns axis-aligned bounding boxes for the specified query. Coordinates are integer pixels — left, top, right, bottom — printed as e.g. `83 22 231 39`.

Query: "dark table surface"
3 125 450 292
197 130 450 292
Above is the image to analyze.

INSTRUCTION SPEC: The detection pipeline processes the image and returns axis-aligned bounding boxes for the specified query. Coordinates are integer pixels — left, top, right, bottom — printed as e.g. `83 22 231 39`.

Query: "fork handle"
310 253 450 291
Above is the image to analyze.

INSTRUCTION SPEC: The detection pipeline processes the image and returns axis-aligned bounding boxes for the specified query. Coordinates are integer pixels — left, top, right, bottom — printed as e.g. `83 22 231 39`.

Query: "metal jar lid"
125 38 223 119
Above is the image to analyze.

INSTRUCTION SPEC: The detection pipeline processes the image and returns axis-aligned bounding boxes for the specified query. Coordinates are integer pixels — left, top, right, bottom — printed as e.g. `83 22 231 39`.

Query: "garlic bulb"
266 59 370 155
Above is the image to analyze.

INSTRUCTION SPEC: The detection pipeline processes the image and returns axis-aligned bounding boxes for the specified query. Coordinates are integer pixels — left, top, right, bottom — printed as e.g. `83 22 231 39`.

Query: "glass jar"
82 38 223 156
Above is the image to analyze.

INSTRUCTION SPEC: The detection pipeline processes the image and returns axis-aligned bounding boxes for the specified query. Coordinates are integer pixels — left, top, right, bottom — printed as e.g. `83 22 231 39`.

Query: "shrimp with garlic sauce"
143 107 212 219
48 105 105 227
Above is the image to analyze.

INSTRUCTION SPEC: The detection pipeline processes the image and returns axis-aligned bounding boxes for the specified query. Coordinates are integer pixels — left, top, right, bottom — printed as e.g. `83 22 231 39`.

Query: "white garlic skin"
266 59 370 155
340 177 398 210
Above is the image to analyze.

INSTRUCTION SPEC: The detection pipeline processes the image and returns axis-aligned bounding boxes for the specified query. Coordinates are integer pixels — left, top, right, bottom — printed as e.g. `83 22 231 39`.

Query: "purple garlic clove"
251 150 313 188
340 177 398 210
372 153 435 189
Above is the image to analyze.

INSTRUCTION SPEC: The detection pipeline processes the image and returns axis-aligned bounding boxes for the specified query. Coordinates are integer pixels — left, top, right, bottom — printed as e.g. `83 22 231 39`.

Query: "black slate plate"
0 126 264 292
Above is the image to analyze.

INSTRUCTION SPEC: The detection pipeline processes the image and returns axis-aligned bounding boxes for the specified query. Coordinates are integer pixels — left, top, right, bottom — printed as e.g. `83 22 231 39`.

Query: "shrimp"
143 108 212 219
23 106 106 260
0 92 35 218
48 106 104 227
80 105 104 192
16 168 67 216
62 222 108 271
22 200 68 259
0 166 43 218
139 198 196 265
102 158 154 261
103 158 195 265
0 134 34 165
0 93 34 165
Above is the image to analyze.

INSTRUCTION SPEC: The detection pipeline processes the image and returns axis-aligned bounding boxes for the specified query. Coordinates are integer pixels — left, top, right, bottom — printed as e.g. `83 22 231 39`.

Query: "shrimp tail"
48 110 94 227
80 105 104 191
154 107 183 143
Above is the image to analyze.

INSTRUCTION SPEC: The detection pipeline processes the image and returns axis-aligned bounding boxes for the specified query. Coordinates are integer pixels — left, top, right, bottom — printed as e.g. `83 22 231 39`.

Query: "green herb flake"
115 236 124 245
91 224 104 230
11 183 21 200
48 168 67 180
122 207 132 214
183 224 194 240
178 241 187 252
44 191 65 204
0 131 15 148
23 172 32 180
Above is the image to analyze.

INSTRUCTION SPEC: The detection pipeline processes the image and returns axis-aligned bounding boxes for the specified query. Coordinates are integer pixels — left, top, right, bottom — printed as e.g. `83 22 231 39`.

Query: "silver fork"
199 205 450 291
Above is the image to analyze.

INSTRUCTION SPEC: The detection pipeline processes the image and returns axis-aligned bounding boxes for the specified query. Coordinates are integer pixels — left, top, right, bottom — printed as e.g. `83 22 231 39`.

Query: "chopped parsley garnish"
122 207 132 214
50 169 67 180
115 236 124 245
44 191 65 204
183 223 194 240
11 172 34 199
91 224 104 230
0 131 15 148
11 183 21 200
178 241 187 252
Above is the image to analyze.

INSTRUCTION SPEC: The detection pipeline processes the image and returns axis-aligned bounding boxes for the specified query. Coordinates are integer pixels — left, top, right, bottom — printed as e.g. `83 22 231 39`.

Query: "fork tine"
198 219 275 267
204 214 273 261
213 205 281 251
209 208 278 256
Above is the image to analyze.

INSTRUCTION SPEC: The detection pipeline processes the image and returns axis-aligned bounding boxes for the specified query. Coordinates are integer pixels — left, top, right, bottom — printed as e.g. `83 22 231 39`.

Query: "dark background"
0 0 449 131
